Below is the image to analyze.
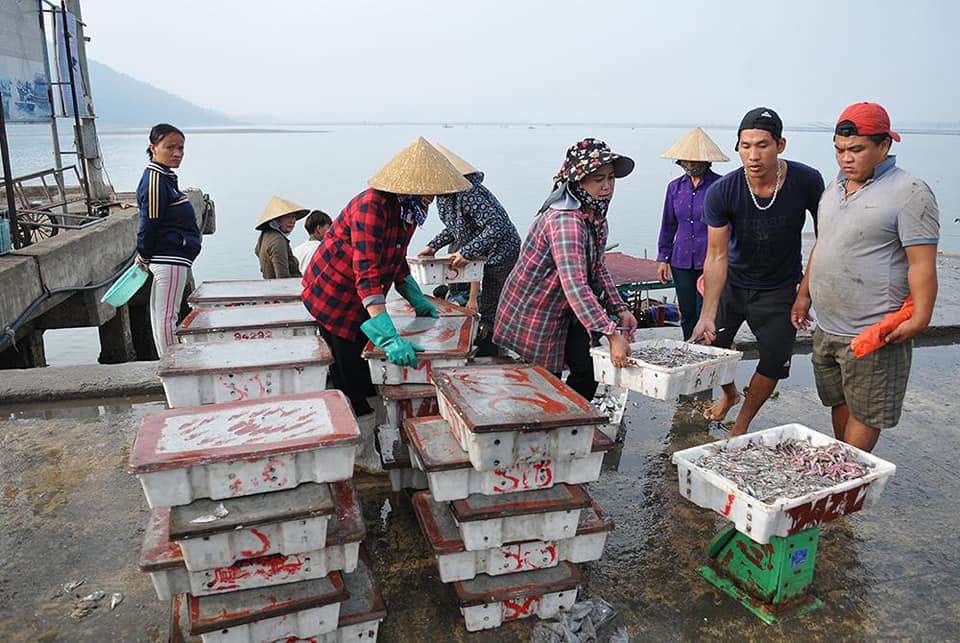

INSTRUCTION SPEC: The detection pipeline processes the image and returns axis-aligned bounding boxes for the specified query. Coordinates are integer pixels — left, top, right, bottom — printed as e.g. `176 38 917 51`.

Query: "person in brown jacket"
254 196 308 279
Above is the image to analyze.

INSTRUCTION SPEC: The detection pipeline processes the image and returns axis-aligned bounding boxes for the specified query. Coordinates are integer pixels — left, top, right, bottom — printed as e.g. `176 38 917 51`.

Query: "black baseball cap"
737 107 783 146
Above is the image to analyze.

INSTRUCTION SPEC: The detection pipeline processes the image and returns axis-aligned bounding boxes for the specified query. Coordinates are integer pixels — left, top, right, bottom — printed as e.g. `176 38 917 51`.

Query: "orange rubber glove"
850 296 914 358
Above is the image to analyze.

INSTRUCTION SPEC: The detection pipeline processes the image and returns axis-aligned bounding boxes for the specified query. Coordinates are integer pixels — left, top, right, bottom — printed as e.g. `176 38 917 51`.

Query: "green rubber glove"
396 275 438 318
360 312 425 367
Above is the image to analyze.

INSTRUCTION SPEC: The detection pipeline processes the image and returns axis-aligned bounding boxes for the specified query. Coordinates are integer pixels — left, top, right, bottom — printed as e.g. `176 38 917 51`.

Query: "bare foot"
703 392 742 422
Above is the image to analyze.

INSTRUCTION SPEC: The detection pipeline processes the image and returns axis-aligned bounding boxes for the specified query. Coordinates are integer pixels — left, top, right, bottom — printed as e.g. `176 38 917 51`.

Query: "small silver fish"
78 591 104 603
190 503 229 524
110 593 124 610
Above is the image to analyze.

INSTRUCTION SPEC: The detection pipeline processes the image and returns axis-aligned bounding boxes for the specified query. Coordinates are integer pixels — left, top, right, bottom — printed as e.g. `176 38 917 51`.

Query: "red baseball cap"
835 102 901 142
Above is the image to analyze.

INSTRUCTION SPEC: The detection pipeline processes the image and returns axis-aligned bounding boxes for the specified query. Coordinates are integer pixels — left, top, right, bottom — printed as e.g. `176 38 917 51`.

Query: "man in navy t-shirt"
691 107 824 436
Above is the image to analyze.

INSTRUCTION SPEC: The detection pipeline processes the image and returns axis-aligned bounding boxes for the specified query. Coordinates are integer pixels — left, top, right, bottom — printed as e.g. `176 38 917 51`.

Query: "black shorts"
713 282 797 380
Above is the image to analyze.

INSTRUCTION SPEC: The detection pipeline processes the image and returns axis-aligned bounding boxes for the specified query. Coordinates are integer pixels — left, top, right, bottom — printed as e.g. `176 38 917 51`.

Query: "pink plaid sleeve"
547 212 617 336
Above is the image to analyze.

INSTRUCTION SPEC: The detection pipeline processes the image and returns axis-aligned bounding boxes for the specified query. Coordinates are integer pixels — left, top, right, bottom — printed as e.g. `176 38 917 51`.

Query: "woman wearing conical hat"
254 196 309 279
655 127 729 340
416 144 521 357
301 137 470 471
494 138 639 402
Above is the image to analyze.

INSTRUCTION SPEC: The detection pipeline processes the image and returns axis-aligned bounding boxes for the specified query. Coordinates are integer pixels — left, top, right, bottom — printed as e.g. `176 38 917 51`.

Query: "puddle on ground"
0 394 166 420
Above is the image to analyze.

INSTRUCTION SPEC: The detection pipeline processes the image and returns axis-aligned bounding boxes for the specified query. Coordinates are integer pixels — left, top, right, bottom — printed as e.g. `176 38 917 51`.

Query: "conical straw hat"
255 196 309 230
660 127 730 162
368 137 472 195
433 143 479 176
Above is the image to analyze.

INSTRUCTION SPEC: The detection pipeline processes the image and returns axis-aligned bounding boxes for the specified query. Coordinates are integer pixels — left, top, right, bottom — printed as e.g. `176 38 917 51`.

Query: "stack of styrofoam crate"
186 278 304 309
176 302 319 344
406 364 616 632
362 311 476 483
129 391 390 641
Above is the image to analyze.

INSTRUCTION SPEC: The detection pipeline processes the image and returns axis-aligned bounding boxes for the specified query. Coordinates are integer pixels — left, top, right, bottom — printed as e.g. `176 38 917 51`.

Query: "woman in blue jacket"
136 123 201 356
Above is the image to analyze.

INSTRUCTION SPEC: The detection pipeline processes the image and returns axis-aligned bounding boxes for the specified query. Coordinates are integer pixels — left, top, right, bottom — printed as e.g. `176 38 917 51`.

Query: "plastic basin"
101 263 148 306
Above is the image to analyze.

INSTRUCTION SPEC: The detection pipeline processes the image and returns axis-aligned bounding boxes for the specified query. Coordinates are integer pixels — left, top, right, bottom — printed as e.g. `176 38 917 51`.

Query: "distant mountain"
87 60 234 127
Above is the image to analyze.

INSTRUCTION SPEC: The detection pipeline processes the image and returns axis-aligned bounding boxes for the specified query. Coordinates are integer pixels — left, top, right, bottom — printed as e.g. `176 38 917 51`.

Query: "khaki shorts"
811 327 912 429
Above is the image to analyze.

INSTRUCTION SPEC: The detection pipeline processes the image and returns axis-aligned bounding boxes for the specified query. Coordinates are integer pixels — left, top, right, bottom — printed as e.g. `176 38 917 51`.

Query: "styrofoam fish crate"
591 338 741 400
129 392 360 508
176 303 318 344
431 365 606 471
375 425 428 493
376 383 440 428
168 555 386 642
159 335 333 407
414 490 612 582
454 562 581 632
671 423 897 544
184 575 347 642
188 278 303 308
362 316 474 385
436 484 591 551
404 416 612 501
141 482 364 598
407 255 484 286
169 483 335 571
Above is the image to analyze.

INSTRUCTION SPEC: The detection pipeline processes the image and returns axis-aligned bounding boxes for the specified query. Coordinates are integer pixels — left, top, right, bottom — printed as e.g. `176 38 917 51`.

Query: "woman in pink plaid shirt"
494 138 638 401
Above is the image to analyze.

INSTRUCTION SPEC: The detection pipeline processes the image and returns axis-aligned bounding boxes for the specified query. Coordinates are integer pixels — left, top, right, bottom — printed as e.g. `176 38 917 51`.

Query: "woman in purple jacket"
656 128 728 340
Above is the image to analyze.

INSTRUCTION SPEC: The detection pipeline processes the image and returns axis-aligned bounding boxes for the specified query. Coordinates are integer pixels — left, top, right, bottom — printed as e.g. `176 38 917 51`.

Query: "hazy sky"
81 0 959 126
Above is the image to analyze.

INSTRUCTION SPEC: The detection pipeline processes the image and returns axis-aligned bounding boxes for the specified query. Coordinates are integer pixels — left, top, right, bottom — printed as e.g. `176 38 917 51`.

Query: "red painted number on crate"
492 460 553 493
217 373 268 401
502 542 558 572
504 596 540 620
239 529 271 558
209 554 304 591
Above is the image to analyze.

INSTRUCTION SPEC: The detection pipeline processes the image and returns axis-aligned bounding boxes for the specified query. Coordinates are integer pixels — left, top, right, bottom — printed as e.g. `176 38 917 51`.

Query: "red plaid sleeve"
351 191 391 307
547 212 617 336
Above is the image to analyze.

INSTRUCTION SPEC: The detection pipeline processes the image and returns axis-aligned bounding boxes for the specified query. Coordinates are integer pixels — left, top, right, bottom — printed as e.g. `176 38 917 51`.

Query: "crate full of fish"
159 335 333 408
671 423 896 543
404 416 612 501
187 278 303 308
591 338 742 400
414 490 612 583
176 302 318 344
128 392 361 508
407 255 484 286
362 316 475 385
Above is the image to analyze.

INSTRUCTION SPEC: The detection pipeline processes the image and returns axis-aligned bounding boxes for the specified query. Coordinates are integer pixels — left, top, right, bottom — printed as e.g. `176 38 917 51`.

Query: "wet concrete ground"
1 346 959 641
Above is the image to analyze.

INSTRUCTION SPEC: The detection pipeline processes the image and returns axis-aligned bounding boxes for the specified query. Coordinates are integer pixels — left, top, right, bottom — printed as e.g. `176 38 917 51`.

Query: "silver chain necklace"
745 160 783 211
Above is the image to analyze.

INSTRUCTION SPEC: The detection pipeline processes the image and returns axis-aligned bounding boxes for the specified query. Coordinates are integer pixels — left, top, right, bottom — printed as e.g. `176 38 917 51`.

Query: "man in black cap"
691 107 825 436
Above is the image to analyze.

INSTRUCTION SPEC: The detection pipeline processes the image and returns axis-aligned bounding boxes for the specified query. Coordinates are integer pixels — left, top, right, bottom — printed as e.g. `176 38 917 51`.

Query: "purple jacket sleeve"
657 181 678 263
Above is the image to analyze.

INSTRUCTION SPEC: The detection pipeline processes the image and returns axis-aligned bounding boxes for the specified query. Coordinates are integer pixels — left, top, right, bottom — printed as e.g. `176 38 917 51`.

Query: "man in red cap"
792 102 939 452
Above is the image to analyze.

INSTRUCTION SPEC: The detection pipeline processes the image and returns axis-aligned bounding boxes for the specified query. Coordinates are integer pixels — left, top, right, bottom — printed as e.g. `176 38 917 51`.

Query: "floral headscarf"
539 138 635 214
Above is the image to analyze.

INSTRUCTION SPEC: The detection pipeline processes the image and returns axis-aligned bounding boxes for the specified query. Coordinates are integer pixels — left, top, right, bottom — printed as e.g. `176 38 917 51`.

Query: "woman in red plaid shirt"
301 138 470 471
494 138 639 401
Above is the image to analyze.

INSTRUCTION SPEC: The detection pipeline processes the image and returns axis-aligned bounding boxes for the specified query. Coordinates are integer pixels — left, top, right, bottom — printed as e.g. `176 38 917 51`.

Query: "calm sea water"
7 123 959 365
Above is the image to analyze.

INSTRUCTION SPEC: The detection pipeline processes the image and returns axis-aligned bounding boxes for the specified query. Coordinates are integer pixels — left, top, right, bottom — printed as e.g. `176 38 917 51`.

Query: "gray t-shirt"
809 157 939 336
